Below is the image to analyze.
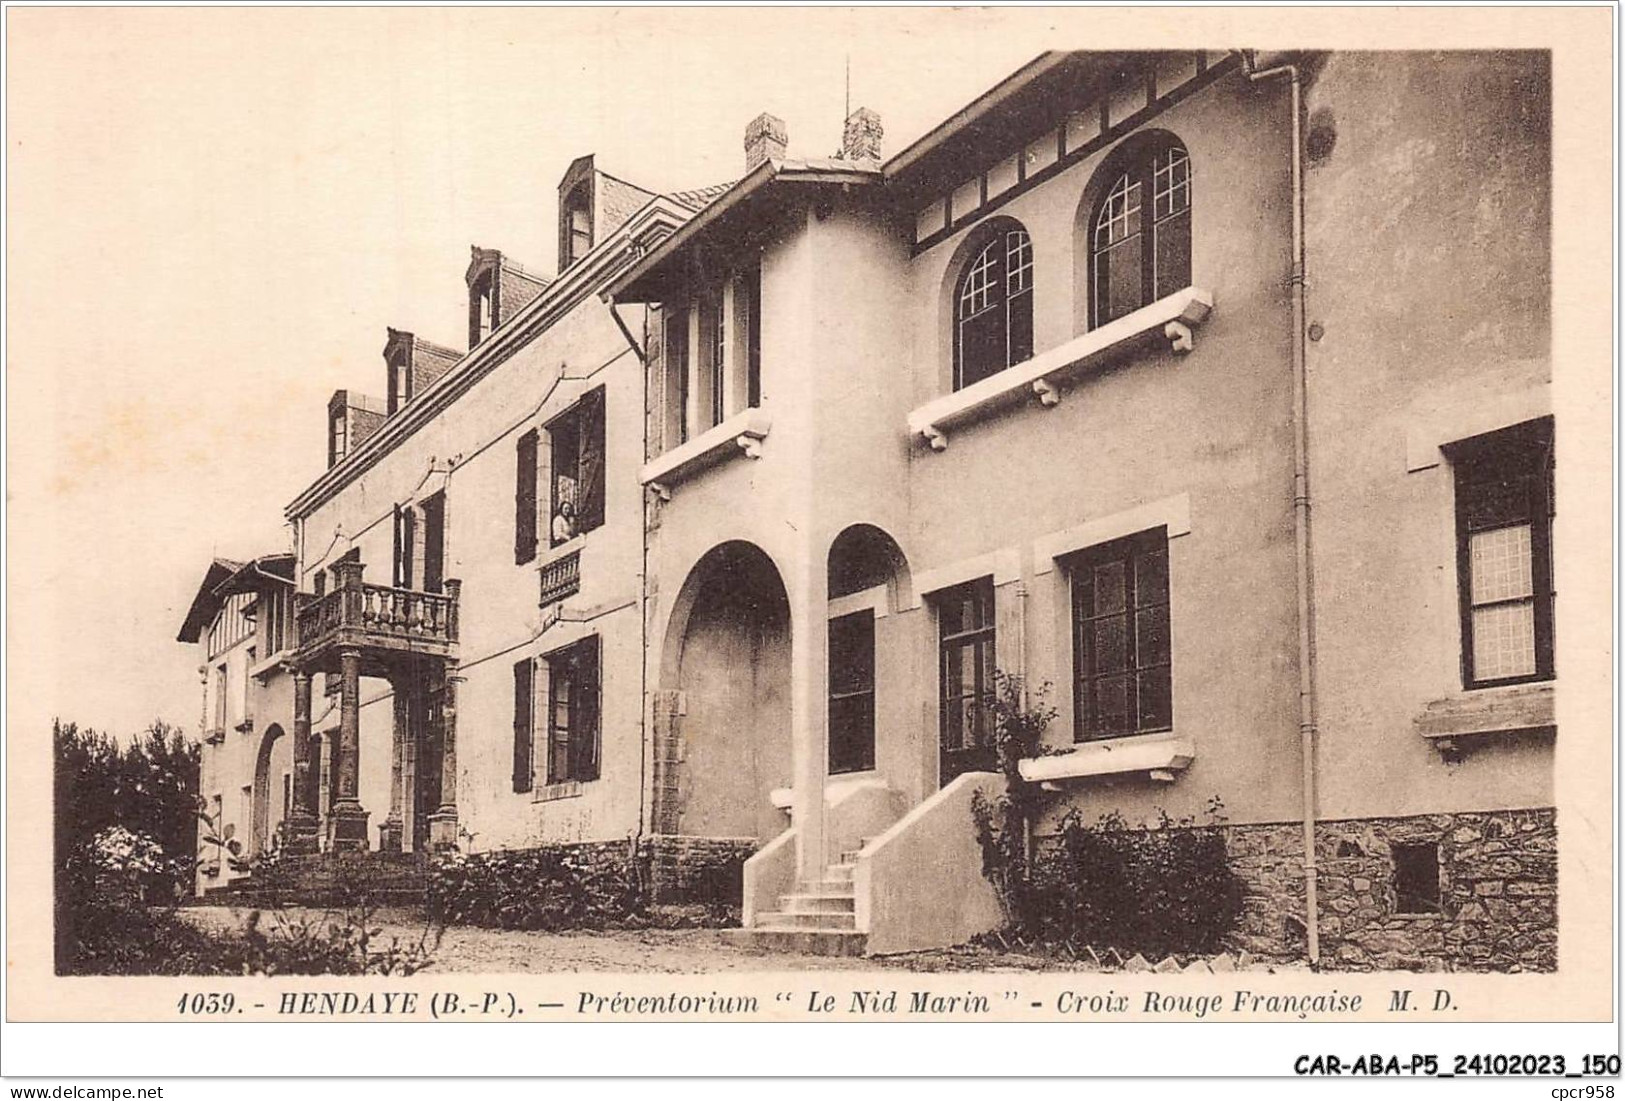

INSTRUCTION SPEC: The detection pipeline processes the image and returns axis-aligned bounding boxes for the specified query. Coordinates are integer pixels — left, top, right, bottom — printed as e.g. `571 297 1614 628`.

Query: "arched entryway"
250 723 289 858
657 541 793 841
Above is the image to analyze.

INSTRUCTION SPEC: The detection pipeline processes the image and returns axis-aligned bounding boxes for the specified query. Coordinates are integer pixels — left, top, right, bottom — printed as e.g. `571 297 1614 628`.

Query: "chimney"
840 107 883 162
744 112 788 171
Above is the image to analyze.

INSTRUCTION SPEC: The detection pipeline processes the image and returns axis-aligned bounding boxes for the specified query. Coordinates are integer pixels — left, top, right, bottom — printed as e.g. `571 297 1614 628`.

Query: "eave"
605 159 881 303
882 50 1164 205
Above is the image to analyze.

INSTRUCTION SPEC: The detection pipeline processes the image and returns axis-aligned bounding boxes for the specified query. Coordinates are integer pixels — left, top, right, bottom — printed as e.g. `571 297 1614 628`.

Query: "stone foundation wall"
644 835 757 905
1225 808 1556 971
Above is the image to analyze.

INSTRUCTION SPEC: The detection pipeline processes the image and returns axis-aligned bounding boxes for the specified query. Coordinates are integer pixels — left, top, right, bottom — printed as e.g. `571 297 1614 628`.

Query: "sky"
7 7 1084 740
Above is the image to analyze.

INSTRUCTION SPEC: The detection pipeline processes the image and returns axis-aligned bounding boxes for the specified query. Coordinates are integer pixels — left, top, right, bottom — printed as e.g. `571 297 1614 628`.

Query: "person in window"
552 499 577 545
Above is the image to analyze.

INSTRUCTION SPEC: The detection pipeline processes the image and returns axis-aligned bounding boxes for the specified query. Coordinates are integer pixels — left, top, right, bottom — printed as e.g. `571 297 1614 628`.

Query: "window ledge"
1414 682 1554 759
640 408 772 498
908 287 1213 451
533 779 589 803
1018 733 1195 786
540 533 586 564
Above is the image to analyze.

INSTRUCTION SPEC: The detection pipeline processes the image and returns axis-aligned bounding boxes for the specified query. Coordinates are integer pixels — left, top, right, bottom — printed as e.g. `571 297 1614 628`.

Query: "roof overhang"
882 50 1164 204
178 553 295 644
176 558 245 644
606 159 881 303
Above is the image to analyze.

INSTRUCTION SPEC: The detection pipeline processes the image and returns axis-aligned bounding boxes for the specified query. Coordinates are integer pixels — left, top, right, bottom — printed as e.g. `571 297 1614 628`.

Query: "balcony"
539 546 581 607
294 568 459 673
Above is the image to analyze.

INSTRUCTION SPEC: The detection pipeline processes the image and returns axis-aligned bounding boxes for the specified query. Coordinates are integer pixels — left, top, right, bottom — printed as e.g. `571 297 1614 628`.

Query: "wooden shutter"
744 265 762 407
512 658 534 792
515 429 539 564
578 390 606 533
570 636 601 782
421 492 444 594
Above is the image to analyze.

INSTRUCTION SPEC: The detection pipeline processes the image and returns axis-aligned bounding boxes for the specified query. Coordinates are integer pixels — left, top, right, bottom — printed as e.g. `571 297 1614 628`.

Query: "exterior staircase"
727 843 871 957
203 852 428 908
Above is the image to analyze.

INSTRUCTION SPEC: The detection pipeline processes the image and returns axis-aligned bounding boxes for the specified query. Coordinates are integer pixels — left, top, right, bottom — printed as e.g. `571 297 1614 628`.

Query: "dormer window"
387 352 411 415
560 174 594 271
567 200 592 266
470 271 496 348
328 407 348 467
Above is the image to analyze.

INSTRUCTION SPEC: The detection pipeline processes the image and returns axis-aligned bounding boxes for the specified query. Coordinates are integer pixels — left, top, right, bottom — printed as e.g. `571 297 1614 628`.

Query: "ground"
178 905 1133 973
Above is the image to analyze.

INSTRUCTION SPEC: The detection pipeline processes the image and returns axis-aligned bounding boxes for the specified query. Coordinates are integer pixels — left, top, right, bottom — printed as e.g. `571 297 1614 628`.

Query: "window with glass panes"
828 610 876 774
1448 417 1554 688
546 636 600 784
954 224 1034 390
1071 528 1172 741
1091 139 1191 328
938 578 997 756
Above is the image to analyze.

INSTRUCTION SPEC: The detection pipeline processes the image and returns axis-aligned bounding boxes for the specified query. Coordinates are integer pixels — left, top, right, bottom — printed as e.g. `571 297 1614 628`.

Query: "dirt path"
179 905 1080 973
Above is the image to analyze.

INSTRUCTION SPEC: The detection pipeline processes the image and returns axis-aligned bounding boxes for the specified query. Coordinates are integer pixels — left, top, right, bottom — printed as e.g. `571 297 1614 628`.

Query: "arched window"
954 223 1034 389
1090 138 1191 328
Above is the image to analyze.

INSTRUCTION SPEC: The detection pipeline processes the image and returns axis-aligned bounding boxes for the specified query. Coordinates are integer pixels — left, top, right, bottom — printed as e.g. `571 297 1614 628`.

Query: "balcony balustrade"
539 548 581 608
293 563 459 671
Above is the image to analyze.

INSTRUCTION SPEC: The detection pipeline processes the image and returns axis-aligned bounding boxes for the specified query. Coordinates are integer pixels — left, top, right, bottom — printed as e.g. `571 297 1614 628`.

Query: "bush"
1028 805 1246 958
967 673 1244 959
59 837 439 976
428 843 644 931
54 719 200 971
427 839 749 931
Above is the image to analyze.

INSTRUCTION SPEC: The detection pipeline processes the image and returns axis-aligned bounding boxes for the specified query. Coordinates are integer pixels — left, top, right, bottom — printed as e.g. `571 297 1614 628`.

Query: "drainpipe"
605 294 652 850
1237 49 1320 968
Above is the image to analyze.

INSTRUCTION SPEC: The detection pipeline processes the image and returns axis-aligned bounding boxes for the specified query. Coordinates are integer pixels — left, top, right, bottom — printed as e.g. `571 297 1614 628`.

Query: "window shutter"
578 390 606 534
392 506 404 587
516 429 539 564
570 636 601 782
512 658 534 792
745 265 763 407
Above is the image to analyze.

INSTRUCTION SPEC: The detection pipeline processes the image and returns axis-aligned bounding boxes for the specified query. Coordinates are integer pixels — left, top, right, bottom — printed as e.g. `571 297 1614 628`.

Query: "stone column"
789 543 830 881
427 667 462 852
378 672 407 853
278 668 320 855
328 646 369 850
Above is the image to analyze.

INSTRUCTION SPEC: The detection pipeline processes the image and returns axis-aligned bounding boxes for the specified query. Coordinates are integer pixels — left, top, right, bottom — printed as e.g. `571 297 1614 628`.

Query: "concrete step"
824 863 856 882
754 910 858 931
781 892 856 915
804 877 855 893
723 927 868 957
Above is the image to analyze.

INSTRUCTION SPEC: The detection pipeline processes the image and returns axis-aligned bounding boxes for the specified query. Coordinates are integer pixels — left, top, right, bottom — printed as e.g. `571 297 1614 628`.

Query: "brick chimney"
840 106 882 161
744 113 788 171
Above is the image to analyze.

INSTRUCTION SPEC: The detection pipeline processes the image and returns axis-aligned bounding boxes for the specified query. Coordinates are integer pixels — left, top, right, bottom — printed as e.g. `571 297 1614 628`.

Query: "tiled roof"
666 182 735 212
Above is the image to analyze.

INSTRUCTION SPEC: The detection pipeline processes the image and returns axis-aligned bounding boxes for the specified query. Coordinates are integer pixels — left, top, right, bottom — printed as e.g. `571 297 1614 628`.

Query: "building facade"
180 50 1556 969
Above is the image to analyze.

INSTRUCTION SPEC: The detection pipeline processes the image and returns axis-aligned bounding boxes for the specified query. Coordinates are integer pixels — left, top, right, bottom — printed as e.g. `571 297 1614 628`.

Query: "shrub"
967 672 1244 959
969 672 1057 929
428 842 644 931
1030 804 1246 958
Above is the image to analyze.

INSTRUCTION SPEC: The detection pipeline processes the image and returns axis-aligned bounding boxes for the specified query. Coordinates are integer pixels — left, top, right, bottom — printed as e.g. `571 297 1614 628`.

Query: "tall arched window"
1090 137 1191 328
955 223 1034 390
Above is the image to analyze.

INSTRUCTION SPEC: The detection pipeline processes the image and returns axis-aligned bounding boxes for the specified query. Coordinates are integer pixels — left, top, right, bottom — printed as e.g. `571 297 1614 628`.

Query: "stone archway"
656 541 793 841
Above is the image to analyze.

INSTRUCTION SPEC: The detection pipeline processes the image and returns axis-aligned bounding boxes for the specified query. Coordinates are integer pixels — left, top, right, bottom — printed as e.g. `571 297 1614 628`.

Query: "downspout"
1238 49 1320 968
605 294 653 853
